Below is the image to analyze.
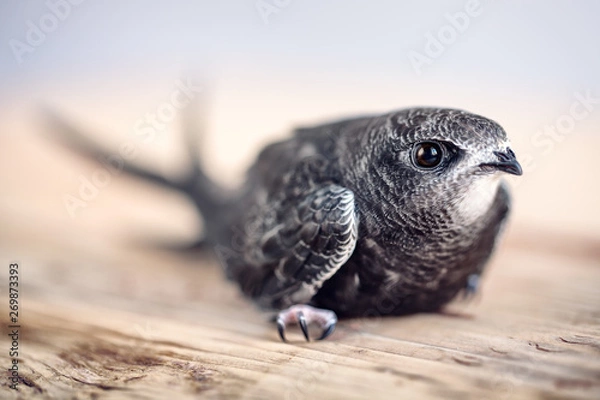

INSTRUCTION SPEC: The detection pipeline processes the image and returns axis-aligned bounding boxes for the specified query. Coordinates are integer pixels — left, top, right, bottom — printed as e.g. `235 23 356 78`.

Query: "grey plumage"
46 106 522 339
218 107 521 319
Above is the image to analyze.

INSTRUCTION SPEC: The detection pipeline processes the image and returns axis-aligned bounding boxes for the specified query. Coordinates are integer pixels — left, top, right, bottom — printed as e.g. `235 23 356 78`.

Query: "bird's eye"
413 141 444 169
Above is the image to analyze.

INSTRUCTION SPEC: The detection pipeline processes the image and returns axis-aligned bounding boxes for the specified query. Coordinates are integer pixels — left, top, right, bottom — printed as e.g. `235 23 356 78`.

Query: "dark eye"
413 141 443 169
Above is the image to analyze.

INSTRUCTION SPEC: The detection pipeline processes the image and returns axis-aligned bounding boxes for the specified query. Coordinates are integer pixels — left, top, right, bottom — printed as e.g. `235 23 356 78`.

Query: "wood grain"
0 221 599 399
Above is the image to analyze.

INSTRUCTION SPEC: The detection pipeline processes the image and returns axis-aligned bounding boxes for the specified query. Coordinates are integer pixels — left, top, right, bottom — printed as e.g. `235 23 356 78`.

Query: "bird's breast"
453 175 502 226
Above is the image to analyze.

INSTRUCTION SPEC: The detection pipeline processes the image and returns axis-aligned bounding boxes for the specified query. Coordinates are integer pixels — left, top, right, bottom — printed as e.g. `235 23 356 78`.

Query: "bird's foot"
461 273 480 300
276 305 337 342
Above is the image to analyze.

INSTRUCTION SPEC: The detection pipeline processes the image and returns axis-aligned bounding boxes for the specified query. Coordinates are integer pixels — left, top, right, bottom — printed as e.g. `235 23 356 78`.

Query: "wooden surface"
1 226 599 400
0 116 599 399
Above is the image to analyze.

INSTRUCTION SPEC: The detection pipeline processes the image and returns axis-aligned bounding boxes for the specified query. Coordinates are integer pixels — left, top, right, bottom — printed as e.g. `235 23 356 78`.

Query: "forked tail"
41 103 228 248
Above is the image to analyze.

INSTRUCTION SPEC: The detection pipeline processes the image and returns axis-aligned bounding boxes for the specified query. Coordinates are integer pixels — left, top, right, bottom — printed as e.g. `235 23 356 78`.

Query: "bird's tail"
41 102 228 250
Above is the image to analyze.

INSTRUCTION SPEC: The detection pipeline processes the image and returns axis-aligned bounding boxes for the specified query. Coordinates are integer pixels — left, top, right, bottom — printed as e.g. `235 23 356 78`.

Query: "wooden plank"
0 227 599 399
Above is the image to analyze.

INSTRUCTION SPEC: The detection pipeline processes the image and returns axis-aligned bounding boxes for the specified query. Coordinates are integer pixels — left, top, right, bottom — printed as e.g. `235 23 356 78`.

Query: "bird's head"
339 107 522 227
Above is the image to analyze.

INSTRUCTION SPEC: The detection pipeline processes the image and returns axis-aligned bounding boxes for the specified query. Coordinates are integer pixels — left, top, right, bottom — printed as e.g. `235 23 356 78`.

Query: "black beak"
480 149 523 176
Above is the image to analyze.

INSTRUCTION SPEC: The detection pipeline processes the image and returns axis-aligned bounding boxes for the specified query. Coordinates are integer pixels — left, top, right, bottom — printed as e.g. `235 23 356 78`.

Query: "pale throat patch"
455 175 501 225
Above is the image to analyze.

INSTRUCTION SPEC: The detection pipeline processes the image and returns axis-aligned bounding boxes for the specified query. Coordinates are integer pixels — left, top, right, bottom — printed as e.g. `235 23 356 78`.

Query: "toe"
275 305 338 342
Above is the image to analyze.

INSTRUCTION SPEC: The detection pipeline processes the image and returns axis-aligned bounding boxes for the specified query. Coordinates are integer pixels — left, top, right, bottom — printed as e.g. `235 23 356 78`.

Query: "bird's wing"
253 185 359 309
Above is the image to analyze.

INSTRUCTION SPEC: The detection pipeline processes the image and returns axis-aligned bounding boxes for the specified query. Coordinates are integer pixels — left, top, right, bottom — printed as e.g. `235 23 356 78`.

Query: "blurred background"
0 0 599 259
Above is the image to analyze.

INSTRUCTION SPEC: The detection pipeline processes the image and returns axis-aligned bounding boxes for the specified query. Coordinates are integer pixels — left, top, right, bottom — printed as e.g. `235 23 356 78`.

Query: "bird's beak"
480 149 523 176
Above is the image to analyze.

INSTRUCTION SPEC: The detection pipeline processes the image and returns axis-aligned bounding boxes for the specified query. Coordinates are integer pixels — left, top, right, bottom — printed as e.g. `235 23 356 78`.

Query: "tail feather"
40 105 227 244
41 107 189 191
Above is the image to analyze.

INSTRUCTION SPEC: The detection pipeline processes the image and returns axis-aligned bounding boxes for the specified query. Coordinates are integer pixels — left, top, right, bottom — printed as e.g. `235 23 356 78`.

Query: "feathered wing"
228 185 359 310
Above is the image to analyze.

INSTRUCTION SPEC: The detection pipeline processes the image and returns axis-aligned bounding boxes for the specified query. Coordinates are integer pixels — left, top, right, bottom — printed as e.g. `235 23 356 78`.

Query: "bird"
45 106 522 342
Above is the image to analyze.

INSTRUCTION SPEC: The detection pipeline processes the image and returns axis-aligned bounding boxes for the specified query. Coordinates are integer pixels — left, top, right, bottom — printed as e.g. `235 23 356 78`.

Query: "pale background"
1 0 599 245
0 2 599 398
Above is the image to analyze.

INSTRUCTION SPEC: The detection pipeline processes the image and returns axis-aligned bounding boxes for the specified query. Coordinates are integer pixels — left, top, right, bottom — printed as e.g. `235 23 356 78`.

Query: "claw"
318 320 336 340
297 312 310 341
275 305 338 342
277 319 287 342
